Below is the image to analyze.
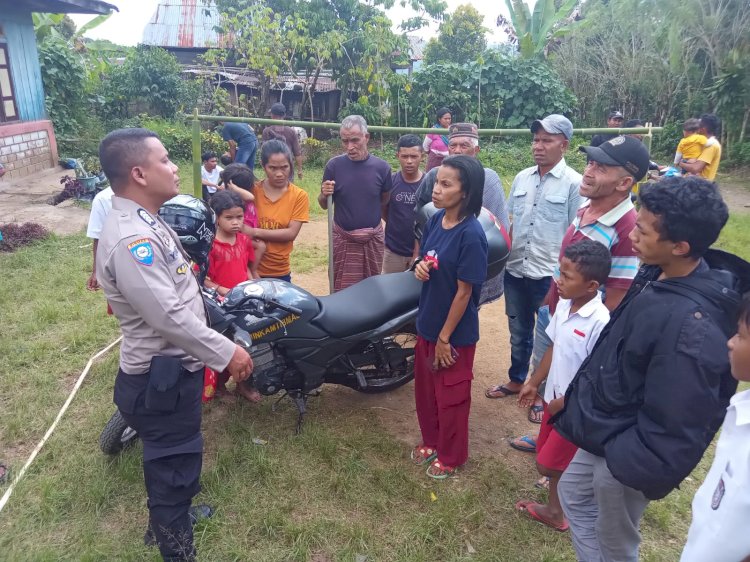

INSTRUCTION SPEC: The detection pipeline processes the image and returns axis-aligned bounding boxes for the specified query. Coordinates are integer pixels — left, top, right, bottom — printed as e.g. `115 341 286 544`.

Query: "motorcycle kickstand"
289 392 307 434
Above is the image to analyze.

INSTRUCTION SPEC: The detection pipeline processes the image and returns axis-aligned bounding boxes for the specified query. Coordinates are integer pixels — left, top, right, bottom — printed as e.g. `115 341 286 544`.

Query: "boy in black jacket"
554 176 750 562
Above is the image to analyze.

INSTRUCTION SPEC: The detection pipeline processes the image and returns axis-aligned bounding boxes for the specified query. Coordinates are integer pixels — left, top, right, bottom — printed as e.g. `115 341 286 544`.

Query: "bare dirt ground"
292 219 534 471
0 167 90 235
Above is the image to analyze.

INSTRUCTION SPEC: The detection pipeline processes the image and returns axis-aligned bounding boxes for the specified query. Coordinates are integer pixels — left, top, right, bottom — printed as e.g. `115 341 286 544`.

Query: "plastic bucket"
80 176 97 194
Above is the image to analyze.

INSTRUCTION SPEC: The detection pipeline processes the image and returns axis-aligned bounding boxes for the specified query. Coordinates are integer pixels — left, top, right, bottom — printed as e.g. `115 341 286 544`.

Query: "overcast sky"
70 0 519 46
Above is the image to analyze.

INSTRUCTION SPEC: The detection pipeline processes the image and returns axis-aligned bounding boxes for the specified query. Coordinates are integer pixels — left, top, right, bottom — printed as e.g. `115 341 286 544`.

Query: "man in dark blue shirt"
221 121 258 171
382 134 423 273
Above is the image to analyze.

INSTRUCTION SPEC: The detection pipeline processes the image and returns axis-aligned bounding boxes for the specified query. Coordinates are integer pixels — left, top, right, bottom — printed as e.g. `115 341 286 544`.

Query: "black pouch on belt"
145 356 183 412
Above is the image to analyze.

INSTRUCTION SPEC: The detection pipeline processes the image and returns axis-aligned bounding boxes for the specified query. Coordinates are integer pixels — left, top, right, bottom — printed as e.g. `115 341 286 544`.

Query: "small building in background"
0 0 117 180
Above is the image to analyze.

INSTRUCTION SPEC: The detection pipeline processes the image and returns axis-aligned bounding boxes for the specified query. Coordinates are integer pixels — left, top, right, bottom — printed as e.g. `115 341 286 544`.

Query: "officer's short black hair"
209 189 244 218
563 239 611 286
397 134 422 151
99 128 159 190
638 177 728 258
221 163 255 191
202 150 218 162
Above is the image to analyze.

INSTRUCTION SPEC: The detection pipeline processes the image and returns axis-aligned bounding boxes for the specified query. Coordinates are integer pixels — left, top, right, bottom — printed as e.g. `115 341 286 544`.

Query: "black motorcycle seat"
313 271 421 338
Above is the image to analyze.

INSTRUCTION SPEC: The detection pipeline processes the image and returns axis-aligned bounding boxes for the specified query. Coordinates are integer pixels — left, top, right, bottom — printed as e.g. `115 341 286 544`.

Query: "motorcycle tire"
99 410 139 455
356 329 417 394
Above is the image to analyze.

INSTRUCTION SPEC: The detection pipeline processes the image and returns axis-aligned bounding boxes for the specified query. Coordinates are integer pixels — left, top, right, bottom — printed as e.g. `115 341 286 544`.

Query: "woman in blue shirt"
412 155 488 479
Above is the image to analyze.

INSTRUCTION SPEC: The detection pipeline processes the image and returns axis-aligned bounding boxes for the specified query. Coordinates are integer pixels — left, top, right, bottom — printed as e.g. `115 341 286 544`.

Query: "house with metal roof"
0 0 117 180
141 0 346 122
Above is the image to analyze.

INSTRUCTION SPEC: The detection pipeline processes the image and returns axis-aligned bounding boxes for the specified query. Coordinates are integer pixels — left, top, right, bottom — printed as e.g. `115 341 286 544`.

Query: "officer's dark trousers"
114 367 204 562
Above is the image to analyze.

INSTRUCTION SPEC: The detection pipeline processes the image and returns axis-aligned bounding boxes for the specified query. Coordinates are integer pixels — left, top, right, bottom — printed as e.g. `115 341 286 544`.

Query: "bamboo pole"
186 113 662 137
327 194 334 294
191 109 202 199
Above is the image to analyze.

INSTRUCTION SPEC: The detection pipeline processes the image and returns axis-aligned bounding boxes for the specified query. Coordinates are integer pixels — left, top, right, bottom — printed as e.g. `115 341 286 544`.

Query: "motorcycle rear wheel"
99 410 139 455
355 329 417 394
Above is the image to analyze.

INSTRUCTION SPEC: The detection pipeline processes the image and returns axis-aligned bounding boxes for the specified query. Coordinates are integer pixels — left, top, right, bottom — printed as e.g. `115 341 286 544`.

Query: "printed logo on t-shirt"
424 249 439 270
394 191 417 204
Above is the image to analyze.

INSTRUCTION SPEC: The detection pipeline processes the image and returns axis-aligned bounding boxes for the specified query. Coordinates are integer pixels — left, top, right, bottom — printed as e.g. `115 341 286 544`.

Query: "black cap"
269 102 286 117
609 110 624 120
579 136 650 181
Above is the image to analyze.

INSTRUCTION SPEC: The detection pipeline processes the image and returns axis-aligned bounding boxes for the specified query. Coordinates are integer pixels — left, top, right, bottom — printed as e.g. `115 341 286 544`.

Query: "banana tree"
501 0 580 59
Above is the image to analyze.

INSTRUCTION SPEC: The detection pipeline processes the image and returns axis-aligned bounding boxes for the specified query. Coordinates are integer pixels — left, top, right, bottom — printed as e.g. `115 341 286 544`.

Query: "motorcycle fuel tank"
224 279 322 344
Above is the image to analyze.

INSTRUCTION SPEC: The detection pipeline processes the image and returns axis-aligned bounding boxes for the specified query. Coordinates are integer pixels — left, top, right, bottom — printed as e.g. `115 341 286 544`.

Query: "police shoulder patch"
137 208 156 227
176 263 189 275
127 238 154 266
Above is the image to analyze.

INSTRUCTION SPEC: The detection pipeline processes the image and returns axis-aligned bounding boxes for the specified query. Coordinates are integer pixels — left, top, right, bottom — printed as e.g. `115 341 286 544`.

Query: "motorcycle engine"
249 343 289 395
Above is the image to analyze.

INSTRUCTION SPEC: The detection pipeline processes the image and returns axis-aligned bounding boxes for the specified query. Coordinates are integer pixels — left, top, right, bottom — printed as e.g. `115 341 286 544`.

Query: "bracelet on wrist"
438 336 449 344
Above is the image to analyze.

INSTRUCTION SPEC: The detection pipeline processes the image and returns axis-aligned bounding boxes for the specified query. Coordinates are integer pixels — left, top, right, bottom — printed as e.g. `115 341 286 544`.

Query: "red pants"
414 336 475 468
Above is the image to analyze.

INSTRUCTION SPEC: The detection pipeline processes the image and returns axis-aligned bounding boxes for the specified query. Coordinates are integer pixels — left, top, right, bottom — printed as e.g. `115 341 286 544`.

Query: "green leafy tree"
423 5 487 65
98 46 198 120
497 0 580 59
403 49 575 129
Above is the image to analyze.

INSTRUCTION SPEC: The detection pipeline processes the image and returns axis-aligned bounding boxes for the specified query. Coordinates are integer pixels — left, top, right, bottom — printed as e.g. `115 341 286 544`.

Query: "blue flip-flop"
509 435 537 453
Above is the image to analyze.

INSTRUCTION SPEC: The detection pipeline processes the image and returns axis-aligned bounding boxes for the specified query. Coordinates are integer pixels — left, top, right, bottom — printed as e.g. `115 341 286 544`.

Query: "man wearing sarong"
320 115 393 291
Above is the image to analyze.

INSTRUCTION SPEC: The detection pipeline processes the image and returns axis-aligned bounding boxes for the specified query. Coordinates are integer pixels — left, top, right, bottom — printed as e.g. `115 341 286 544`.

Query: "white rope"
0 336 123 515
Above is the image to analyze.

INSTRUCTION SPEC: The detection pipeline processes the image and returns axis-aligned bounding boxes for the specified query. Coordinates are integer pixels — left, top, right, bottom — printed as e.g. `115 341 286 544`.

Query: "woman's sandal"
410 445 437 466
426 459 458 479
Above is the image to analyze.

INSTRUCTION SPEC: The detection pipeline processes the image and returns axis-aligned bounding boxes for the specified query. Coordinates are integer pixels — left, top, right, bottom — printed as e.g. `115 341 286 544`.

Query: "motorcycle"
99 202 510 455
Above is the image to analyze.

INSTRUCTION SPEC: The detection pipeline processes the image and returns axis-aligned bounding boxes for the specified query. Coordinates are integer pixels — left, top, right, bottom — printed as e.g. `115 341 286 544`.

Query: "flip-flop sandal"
485 384 520 399
410 445 437 466
528 404 544 424
516 500 569 532
426 459 458 479
509 435 537 453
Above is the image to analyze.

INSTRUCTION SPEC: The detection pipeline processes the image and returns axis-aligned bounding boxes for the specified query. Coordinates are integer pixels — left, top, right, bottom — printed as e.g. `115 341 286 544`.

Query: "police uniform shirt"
680 388 750 562
97 196 236 374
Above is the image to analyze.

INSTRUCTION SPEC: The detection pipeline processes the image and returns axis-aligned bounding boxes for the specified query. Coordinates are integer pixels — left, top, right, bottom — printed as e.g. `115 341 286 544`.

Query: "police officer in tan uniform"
96 128 253 561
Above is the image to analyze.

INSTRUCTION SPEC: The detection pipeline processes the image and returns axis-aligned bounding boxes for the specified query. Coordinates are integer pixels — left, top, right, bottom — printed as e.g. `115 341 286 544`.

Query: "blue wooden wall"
0 7 47 122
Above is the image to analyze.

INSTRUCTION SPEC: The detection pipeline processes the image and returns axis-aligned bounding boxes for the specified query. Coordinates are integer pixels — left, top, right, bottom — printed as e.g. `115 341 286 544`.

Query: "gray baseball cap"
530 114 573 140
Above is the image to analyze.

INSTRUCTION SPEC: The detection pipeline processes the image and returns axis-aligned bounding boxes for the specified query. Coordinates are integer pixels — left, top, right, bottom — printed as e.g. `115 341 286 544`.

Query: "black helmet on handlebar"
414 202 511 280
158 194 216 280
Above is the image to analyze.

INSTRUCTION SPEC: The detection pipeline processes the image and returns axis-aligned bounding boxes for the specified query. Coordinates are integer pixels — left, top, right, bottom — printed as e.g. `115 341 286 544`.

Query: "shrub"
0 223 50 252
138 116 226 161
726 141 750 167
301 138 335 168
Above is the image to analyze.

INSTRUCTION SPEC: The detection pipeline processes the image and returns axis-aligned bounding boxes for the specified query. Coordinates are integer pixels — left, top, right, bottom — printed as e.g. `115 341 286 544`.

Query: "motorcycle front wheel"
355 329 417 394
99 409 139 455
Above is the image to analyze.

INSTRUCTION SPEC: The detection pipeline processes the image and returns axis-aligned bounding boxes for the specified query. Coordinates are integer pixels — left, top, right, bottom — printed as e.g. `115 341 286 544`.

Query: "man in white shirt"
86 186 114 290
200 151 223 201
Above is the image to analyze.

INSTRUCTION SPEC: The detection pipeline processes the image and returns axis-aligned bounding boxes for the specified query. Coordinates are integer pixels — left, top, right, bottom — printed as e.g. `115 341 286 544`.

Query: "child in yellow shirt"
674 118 715 169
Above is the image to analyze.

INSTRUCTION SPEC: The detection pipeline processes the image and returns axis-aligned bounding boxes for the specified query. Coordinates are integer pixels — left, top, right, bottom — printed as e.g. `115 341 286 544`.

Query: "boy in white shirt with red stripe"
516 239 611 531
681 296 750 562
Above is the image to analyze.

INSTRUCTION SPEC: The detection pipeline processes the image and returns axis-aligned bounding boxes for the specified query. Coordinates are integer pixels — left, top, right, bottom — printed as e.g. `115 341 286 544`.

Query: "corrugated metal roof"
182 65 340 92
142 0 231 49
